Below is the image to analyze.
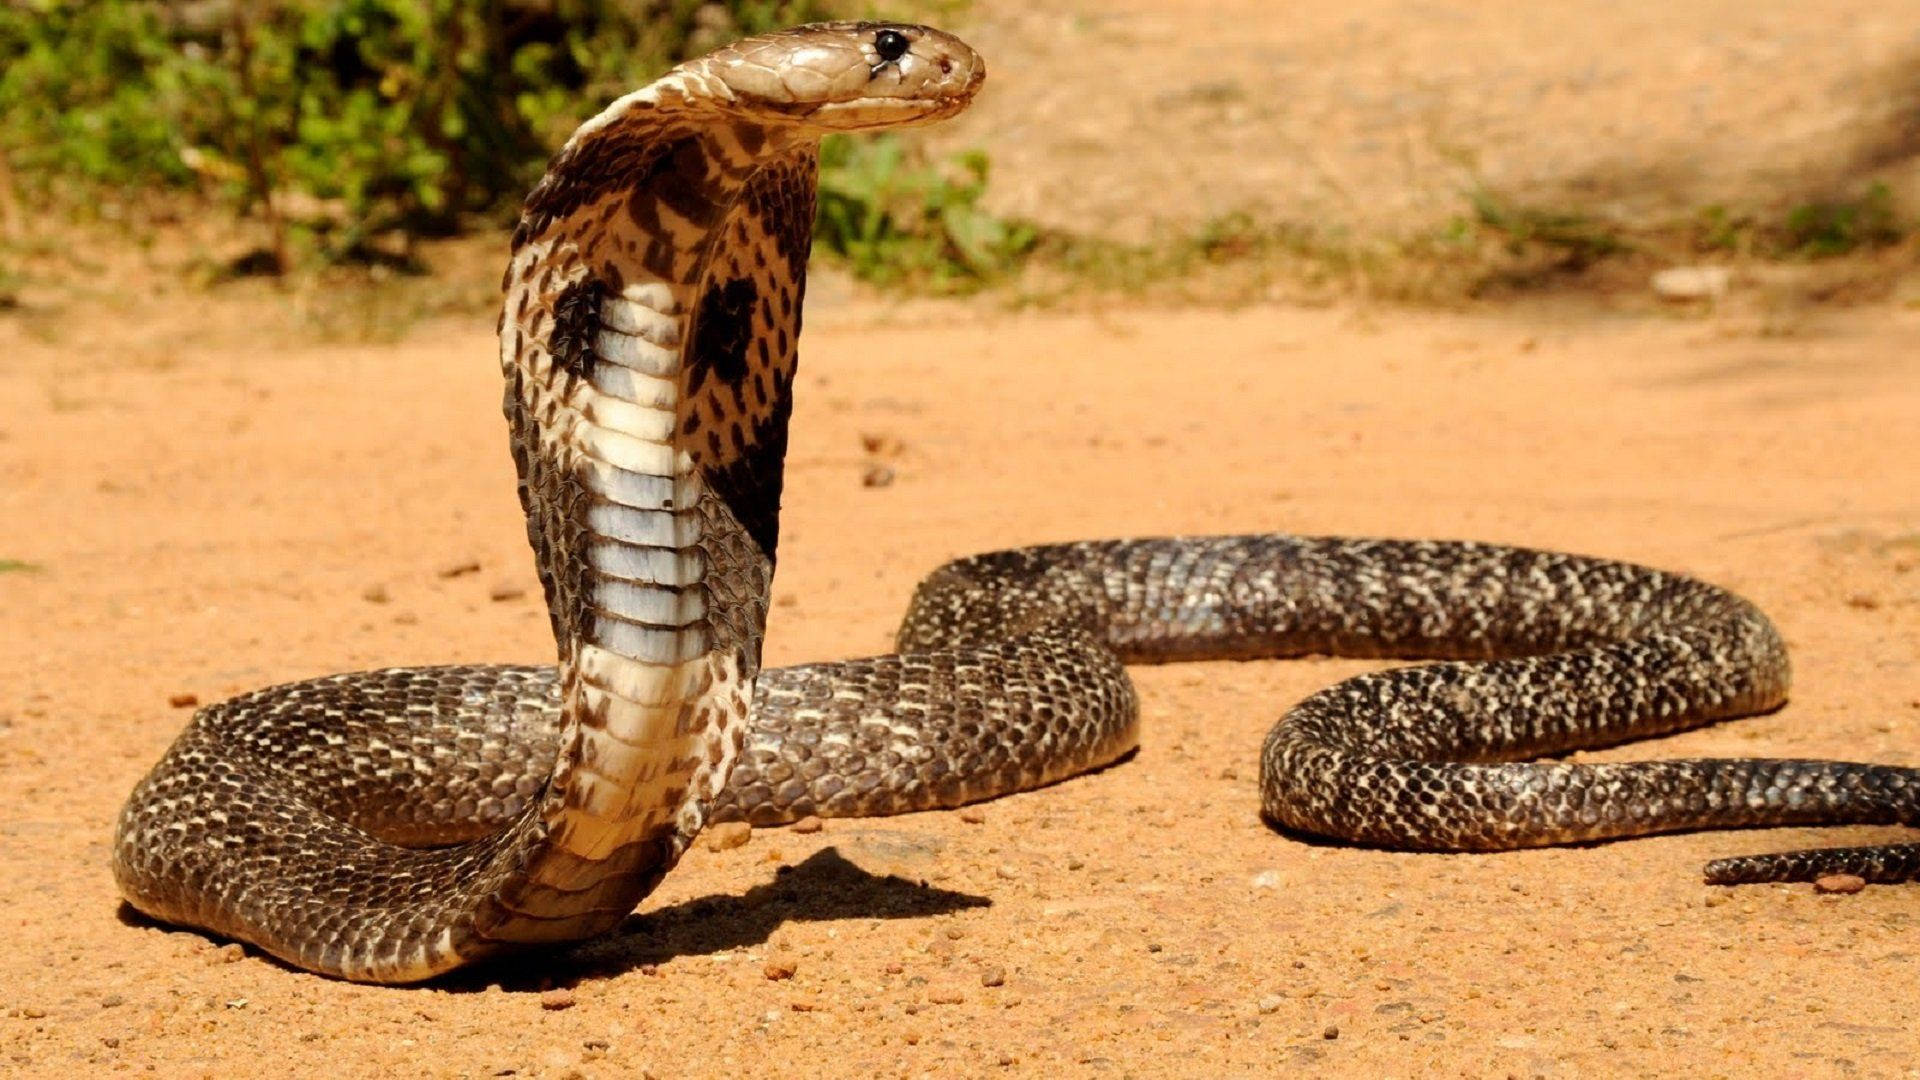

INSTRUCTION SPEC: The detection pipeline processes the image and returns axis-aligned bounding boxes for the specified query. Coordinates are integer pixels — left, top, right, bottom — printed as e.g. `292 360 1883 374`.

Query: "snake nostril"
939 56 953 75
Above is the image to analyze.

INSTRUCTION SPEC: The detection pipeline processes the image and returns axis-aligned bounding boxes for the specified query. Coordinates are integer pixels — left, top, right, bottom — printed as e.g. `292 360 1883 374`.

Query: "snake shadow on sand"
461 846 989 989
123 847 989 988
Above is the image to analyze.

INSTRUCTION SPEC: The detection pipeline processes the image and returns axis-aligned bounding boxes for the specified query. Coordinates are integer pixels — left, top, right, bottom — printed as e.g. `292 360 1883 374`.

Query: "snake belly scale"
112 23 1920 984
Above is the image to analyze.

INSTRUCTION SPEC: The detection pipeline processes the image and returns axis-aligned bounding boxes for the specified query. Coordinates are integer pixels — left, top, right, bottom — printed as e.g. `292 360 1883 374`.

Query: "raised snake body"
113 23 1920 984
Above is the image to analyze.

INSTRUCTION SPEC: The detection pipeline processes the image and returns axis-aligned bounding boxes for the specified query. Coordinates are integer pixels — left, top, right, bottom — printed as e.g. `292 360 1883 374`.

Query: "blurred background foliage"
0 0 1021 289
1 1 1902 308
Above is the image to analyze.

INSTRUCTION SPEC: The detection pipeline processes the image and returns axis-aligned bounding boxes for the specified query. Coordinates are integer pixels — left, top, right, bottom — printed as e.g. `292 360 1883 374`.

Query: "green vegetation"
0 0 853 267
815 134 1036 292
0 559 41 574
1781 184 1903 257
1694 183 1905 259
0 0 1020 289
1459 189 1630 279
1018 212 1358 301
1010 177 1913 306
0 3 1906 307
1418 185 1908 299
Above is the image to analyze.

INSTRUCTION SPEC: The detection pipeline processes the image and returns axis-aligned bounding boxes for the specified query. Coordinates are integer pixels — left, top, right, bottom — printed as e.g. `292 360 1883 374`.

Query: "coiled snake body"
113 23 1920 984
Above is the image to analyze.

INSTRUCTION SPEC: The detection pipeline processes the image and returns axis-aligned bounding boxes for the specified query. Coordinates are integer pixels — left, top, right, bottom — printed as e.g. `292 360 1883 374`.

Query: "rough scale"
113 23 1918 985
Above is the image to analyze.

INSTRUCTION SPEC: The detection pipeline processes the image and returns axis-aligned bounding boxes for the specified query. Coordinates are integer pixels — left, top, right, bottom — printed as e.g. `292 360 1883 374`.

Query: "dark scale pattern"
546 279 605 380
501 368 594 657
748 146 819 273
111 540 1920 978
110 24 1919 988
113 22 990 982
710 629 1137 825
1706 841 1920 885
873 536 1919 872
111 667 562 981
683 153 817 564
513 131 678 253
687 277 758 395
700 364 792 563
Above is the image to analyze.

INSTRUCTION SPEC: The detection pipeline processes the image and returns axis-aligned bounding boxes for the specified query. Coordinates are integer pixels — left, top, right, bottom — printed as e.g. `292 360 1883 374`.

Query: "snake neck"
485 82 817 946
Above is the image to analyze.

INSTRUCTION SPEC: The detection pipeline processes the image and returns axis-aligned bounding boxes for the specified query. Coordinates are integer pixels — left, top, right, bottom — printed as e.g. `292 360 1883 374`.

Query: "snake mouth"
779 92 978 130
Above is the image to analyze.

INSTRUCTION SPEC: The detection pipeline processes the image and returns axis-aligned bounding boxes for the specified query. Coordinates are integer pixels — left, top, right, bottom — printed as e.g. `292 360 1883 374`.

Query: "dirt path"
953 0 1920 240
2 290 1917 1076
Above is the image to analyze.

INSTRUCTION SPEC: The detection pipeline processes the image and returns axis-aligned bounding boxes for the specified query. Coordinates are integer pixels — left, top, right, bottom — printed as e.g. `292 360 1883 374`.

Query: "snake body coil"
113 23 1919 984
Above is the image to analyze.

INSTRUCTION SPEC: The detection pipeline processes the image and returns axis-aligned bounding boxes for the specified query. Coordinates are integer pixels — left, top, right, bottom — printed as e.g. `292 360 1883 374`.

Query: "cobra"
114 22 1918 984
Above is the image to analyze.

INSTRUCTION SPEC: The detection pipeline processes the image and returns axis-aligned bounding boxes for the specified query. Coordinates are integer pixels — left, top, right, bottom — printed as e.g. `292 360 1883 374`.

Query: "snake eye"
873 29 910 63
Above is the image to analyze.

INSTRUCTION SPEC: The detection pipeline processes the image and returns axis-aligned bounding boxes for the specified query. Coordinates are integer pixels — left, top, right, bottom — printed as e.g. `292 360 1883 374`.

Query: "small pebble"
764 954 799 981
20 1006 46 1019
210 943 245 965
539 988 576 1010
438 559 482 578
1814 874 1867 895
927 988 965 1005
1650 265 1730 301
860 432 905 456
1845 594 1881 610
705 822 752 851
360 583 391 604
488 581 527 602
1250 870 1282 890
884 962 905 975
791 815 824 834
1323 1024 1341 1040
167 693 199 709
1256 995 1283 1015
958 807 987 824
980 965 1007 988
1066 856 1085 871
861 464 896 488
994 864 1018 880
100 995 124 1008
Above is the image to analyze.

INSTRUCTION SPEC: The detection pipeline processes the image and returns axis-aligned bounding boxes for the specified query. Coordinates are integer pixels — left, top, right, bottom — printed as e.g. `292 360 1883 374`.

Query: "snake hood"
112 22 1920 986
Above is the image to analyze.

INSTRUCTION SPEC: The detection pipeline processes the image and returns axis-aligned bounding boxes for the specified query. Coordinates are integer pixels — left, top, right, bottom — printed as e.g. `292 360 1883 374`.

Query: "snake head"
696 22 985 130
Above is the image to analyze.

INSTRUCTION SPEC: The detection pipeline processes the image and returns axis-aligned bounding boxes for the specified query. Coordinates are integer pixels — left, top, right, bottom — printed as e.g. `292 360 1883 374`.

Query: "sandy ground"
21 0 1909 262
950 0 1920 240
3 2 1920 1078
2 292 1917 1077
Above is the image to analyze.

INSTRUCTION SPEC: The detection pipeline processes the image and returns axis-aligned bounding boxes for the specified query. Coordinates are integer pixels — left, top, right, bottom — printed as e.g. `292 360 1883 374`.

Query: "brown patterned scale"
112 23 1917 985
